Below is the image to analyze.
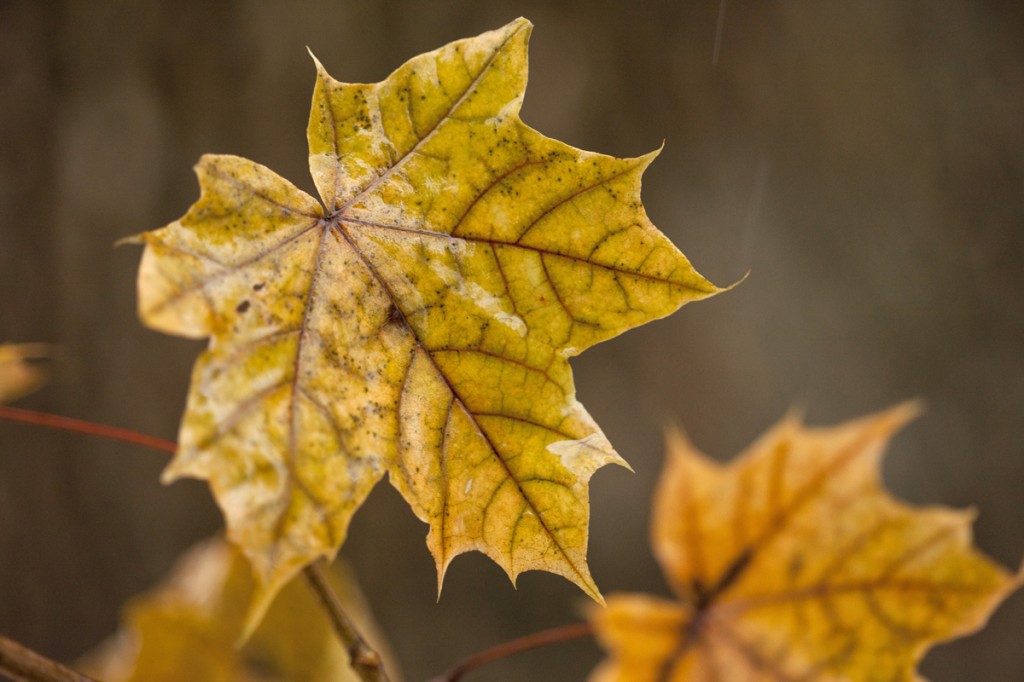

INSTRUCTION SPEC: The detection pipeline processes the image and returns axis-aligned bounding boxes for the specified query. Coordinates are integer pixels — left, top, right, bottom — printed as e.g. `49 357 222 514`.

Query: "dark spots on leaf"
253 282 265 291
384 303 409 331
236 300 251 314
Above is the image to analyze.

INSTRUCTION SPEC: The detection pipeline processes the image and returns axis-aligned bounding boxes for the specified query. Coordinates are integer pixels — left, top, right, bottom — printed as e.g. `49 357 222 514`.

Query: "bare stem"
429 621 594 682
0 635 98 682
0 405 176 454
303 561 390 682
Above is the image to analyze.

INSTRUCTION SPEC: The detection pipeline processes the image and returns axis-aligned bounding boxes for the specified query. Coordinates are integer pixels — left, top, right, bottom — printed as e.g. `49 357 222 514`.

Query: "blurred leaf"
591 405 1020 681
81 537 396 682
0 343 49 403
132 16 720 623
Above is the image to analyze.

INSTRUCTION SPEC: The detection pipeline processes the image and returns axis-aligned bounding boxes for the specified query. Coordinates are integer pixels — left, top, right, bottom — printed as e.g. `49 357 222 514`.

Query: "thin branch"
429 621 595 682
0 635 98 682
303 561 391 682
0 406 176 454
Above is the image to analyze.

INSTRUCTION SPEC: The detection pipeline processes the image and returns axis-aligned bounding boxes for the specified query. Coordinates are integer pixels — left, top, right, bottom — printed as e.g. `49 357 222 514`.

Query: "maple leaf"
0 343 49 403
132 17 721 621
590 405 1021 681
80 538 395 682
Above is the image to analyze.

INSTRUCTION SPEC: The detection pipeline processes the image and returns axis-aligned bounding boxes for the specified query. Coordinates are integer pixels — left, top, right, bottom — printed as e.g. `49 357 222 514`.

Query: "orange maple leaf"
591 405 1020 681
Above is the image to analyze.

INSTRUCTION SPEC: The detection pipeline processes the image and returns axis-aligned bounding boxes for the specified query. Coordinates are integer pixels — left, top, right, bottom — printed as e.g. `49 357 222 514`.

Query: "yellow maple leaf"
131 17 721 623
0 343 49 403
590 405 1020 681
80 538 396 682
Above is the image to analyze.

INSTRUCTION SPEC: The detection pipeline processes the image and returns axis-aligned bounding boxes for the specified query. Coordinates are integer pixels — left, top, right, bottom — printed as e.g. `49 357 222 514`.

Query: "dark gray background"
1 1 1022 680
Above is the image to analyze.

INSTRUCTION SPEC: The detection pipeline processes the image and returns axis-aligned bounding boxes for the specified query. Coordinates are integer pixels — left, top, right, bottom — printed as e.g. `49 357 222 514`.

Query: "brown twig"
0 635 98 682
429 621 595 682
0 405 177 454
303 561 391 682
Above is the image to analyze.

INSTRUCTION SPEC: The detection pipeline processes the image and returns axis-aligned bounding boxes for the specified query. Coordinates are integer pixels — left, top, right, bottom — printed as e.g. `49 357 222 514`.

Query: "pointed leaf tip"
306 46 326 73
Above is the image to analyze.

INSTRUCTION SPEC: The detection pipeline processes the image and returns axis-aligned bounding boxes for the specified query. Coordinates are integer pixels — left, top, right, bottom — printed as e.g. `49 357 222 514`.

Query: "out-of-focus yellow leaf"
132 17 721 622
80 538 397 682
0 343 49 403
591 405 1020 681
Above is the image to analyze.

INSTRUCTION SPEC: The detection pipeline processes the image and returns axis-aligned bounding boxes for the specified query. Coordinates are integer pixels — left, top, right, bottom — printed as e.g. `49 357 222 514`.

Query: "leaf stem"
303 561 391 682
0 634 98 682
429 621 594 682
0 405 176 453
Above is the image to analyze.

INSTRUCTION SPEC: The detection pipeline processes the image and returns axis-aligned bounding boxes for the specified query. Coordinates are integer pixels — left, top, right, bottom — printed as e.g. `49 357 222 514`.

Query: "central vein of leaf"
329 216 591 586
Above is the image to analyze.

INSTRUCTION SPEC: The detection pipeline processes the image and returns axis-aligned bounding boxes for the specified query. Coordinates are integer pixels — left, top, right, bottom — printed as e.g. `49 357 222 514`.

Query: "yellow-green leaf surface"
590 406 1020 681
80 538 396 682
134 18 721 618
0 343 49 403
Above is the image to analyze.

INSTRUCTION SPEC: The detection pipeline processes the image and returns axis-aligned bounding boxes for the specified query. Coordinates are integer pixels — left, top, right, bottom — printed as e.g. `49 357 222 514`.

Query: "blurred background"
1 1 1022 679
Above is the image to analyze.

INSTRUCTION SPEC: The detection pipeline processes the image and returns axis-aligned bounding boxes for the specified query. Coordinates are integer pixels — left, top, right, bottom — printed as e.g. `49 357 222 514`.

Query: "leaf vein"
337 24 526 215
